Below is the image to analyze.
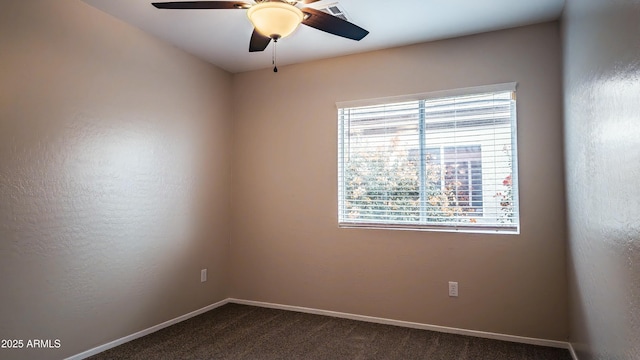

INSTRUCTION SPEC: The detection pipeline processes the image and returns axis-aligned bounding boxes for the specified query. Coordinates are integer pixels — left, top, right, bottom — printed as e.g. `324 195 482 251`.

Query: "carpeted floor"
88 303 572 359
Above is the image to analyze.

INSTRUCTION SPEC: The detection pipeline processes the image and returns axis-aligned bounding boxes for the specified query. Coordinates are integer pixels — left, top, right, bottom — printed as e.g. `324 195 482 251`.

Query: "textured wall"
562 0 640 359
231 22 568 340
0 1 232 359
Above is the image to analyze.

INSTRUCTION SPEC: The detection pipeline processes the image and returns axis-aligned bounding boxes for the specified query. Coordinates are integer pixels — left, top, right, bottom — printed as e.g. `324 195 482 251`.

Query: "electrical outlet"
448 281 458 297
201 269 207 283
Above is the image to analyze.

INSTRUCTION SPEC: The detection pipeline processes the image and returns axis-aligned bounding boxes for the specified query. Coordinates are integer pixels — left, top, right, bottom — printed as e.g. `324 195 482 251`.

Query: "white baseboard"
68 297 576 359
66 298 229 360
229 298 572 350
568 342 579 360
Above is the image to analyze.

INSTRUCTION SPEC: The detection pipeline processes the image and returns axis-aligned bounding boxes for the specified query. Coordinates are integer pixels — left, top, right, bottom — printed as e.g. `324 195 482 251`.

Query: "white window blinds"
337 83 519 233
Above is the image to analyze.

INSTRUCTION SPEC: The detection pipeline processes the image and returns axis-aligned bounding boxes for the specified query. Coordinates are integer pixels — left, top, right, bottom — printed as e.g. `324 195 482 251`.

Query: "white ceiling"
82 0 565 73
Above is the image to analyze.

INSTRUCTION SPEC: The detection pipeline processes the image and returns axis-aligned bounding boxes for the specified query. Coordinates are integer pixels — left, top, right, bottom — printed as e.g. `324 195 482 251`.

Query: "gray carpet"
88 303 572 359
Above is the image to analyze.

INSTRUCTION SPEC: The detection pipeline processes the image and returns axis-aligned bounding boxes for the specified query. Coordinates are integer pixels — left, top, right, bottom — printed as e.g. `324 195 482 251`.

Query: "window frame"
337 83 520 234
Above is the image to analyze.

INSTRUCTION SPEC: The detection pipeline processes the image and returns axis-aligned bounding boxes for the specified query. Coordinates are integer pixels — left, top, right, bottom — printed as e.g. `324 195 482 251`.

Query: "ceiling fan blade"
152 1 250 10
298 0 322 4
301 8 369 41
249 29 271 52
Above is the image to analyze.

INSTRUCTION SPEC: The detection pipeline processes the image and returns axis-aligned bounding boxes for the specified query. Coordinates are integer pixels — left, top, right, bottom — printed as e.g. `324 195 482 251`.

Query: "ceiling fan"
152 0 369 70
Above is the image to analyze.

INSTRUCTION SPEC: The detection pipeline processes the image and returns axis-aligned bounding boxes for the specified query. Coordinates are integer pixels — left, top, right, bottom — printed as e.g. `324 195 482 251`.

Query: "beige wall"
231 22 568 340
562 0 640 359
0 1 232 359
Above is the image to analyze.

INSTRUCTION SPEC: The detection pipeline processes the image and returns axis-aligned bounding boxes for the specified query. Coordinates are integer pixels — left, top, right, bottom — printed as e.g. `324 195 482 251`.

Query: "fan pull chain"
272 38 278 73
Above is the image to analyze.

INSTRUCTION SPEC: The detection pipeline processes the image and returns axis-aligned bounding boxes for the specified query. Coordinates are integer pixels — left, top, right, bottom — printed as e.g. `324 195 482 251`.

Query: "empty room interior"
0 0 638 359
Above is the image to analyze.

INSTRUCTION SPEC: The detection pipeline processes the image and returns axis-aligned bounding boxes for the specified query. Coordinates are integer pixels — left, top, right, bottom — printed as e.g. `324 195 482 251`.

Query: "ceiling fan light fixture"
247 2 304 39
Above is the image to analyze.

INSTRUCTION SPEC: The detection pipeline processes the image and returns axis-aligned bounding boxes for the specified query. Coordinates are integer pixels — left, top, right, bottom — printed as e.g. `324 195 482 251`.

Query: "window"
337 83 519 233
